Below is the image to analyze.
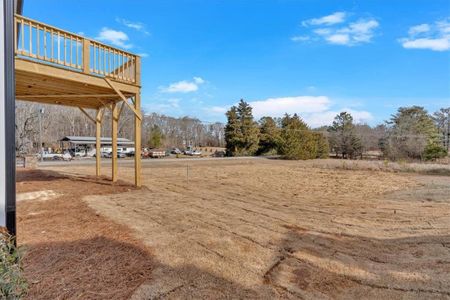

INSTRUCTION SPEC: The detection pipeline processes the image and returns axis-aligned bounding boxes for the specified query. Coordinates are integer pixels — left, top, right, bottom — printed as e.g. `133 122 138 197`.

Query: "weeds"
0 229 27 299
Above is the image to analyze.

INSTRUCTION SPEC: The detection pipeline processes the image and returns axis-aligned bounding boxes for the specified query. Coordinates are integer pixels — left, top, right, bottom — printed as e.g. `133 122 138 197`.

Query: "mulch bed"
16 169 154 299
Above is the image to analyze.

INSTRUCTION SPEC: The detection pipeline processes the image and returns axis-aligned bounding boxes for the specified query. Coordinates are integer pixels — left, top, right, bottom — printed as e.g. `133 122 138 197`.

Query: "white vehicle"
74 149 88 157
100 147 135 154
184 148 202 156
38 151 66 160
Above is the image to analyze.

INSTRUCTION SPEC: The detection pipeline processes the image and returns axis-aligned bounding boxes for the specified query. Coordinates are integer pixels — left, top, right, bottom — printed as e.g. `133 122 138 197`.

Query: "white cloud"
326 34 350 45
302 12 347 26
96 27 133 49
163 81 198 93
204 96 372 127
193 77 205 84
408 24 430 35
305 108 373 127
291 35 310 42
167 98 180 108
400 19 450 51
204 106 227 115
319 19 379 46
138 53 149 58
249 96 331 118
401 38 450 51
293 12 379 46
147 98 182 114
160 77 206 93
342 19 379 43
116 18 150 35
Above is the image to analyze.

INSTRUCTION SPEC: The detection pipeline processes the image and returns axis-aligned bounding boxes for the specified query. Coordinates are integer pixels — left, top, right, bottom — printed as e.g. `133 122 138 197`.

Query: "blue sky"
24 0 450 127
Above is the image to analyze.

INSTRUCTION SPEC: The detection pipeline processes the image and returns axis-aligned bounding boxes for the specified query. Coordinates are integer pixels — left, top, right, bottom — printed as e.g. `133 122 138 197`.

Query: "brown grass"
24 159 450 299
37 158 450 299
17 170 154 300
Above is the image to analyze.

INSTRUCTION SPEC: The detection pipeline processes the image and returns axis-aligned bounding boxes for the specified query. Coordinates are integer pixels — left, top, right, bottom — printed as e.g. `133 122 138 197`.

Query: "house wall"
1 0 17 234
0 0 6 227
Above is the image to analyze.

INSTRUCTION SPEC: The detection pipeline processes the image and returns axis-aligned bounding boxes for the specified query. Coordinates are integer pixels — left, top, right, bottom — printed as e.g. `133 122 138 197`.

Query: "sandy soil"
26 159 450 299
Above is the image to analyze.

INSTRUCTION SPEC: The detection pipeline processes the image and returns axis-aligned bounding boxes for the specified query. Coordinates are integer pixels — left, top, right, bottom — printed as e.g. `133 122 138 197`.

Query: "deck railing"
14 15 139 84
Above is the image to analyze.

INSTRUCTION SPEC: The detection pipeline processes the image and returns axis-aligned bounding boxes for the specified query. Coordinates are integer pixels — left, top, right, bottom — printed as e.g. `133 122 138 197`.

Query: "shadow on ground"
263 226 450 299
17 168 450 299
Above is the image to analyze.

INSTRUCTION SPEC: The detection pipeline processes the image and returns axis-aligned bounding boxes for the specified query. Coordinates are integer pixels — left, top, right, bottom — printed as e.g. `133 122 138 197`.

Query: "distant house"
60 136 135 156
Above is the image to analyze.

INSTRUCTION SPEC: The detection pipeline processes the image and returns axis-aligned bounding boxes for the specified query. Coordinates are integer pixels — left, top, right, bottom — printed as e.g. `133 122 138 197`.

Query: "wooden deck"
14 14 142 186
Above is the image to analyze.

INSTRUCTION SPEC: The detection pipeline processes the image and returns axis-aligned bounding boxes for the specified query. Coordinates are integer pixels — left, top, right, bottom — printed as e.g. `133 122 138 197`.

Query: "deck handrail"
14 14 140 85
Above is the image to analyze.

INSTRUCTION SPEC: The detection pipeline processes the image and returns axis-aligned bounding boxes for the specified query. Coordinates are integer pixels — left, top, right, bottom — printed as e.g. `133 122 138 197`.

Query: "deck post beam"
104 78 142 120
118 101 126 119
134 94 141 187
134 56 141 187
82 39 90 74
96 98 113 111
95 108 104 177
78 107 95 124
111 102 118 182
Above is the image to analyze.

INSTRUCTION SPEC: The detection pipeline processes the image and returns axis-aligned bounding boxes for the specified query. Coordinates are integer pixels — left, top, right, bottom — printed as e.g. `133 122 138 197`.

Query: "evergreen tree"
237 100 260 155
148 125 164 148
279 114 316 160
225 106 241 155
224 100 260 156
433 107 450 150
328 112 362 159
313 132 330 158
384 106 446 160
257 116 281 155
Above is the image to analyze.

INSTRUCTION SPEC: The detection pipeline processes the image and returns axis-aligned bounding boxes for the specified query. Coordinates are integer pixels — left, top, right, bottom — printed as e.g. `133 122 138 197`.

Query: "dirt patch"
17 169 154 300
36 159 450 298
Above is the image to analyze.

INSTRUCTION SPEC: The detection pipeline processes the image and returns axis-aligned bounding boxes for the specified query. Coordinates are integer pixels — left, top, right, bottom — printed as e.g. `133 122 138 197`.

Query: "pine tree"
225 100 260 156
328 112 362 159
148 125 164 148
384 106 447 160
224 106 241 155
237 100 260 155
313 132 329 158
257 116 281 155
279 114 316 160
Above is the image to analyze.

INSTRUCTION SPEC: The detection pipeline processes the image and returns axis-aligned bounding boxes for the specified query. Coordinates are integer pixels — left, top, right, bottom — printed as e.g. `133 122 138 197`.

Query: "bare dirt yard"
18 158 450 299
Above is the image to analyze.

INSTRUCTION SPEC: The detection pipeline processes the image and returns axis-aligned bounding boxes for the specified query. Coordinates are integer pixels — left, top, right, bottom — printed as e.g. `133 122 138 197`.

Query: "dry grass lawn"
19 158 450 299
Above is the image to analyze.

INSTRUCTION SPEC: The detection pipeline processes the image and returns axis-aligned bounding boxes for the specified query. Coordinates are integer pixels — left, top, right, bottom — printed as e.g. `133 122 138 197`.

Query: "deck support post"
95 108 103 177
111 102 118 182
82 39 90 74
134 94 141 187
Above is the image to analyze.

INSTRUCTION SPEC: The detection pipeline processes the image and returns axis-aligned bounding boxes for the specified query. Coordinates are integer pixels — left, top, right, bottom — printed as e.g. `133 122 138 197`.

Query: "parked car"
38 151 64 161
212 150 226 157
93 151 110 158
184 149 202 156
105 152 126 158
171 148 182 155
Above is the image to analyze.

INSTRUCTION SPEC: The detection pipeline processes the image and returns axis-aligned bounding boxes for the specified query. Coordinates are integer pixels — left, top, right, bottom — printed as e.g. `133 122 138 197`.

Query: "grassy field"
17 158 450 299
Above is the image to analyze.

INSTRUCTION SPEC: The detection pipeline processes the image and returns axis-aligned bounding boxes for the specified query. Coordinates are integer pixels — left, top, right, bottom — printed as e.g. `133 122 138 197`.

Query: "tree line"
14 100 449 161
225 100 329 159
224 100 449 161
15 101 225 154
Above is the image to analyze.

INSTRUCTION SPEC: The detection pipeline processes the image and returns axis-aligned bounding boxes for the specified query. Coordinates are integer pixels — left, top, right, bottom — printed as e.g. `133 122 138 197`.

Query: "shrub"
423 143 448 161
0 230 27 298
313 132 329 159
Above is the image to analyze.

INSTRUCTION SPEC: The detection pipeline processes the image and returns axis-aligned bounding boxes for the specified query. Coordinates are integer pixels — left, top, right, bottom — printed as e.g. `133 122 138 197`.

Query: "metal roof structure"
60 136 134 145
